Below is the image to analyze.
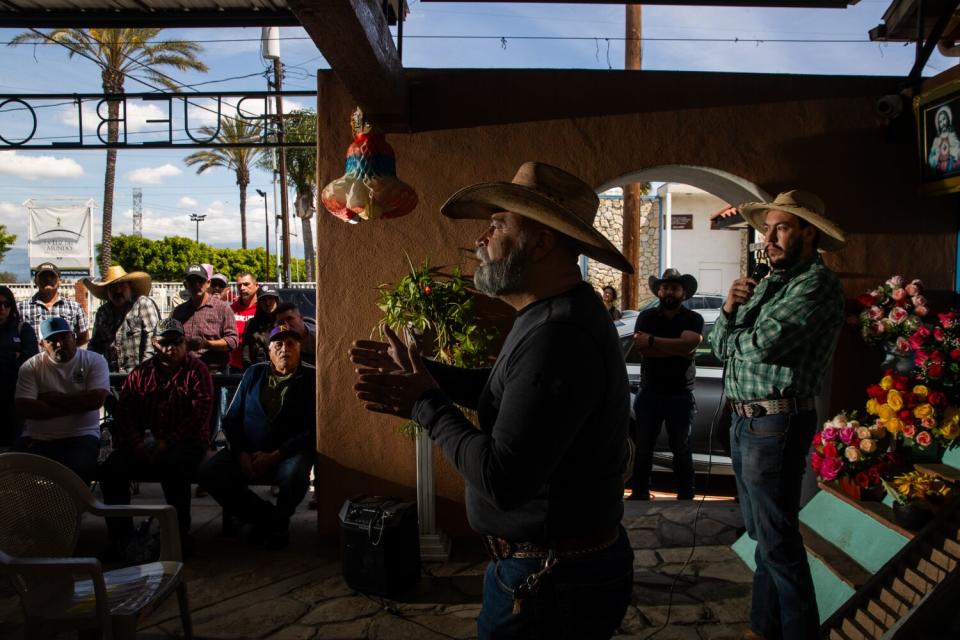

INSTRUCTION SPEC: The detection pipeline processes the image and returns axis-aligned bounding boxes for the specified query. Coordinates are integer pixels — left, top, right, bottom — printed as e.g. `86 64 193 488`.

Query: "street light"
189 213 206 244
256 189 271 281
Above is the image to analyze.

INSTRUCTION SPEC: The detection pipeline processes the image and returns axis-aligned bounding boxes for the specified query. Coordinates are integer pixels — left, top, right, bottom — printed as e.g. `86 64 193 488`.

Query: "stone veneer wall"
586 195 660 309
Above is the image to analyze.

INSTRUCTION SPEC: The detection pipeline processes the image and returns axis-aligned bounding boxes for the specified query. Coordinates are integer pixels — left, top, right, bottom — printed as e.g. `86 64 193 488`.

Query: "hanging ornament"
321 108 418 223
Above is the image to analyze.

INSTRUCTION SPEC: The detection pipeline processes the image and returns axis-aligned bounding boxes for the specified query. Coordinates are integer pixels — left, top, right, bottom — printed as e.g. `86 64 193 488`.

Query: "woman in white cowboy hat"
710 189 846 640
83 266 160 373
350 161 635 640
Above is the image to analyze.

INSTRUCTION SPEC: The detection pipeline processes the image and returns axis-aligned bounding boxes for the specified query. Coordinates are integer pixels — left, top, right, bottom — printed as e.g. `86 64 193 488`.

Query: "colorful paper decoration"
321 108 418 223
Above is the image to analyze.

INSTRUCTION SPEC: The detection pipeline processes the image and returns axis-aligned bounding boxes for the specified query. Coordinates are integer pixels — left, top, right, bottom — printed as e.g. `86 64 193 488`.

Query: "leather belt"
731 397 816 418
481 528 621 561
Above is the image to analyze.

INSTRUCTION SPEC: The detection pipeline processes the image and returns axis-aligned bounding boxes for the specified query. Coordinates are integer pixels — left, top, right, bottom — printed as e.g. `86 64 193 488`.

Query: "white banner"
25 199 95 276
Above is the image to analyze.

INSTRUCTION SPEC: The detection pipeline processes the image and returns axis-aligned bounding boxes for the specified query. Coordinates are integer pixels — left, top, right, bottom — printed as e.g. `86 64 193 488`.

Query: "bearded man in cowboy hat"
709 189 846 640
84 266 160 373
628 268 703 502
350 162 635 640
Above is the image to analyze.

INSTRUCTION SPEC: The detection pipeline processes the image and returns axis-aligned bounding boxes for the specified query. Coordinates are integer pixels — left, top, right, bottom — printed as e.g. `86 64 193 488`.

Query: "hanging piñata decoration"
321 108 418 223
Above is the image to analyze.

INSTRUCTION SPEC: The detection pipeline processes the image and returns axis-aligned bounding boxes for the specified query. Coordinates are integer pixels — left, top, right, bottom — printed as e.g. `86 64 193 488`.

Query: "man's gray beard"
474 241 530 297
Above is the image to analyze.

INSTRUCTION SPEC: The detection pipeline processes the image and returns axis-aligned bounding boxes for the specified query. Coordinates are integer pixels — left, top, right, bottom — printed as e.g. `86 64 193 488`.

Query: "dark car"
618 308 733 475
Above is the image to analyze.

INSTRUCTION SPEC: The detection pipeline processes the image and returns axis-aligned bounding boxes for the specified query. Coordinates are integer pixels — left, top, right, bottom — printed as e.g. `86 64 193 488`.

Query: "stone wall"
586 196 660 310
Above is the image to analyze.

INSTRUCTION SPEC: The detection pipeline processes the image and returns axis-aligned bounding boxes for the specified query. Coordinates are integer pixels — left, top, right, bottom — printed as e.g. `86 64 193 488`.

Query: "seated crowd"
1 261 317 556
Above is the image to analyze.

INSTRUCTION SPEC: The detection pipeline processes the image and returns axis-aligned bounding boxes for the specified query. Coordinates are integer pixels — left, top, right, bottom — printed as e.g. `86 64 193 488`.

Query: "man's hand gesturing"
349 326 439 419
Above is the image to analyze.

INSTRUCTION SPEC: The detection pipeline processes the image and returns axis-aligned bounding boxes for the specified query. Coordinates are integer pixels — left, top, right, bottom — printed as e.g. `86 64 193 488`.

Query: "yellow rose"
866 399 880 416
886 418 904 434
914 403 933 420
878 404 896 421
913 385 929 397
880 376 894 391
844 447 862 462
941 421 960 440
859 438 878 453
887 389 903 411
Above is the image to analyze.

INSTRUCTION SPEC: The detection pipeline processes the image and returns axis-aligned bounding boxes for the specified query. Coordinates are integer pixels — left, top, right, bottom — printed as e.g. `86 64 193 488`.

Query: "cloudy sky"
0 0 951 275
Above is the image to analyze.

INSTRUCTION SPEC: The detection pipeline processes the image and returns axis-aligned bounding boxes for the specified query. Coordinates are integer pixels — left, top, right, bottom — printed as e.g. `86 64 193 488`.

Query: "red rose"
894 379 907 390
951 349 960 361
915 351 931 366
857 293 875 307
867 384 884 399
930 350 945 363
855 472 870 488
928 390 946 406
811 433 822 447
928 363 944 378
868 467 882 484
899 409 912 420
824 442 839 458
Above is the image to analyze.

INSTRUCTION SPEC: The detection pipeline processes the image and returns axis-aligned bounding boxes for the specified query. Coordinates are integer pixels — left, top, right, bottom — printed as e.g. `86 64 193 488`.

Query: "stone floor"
2 487 753 639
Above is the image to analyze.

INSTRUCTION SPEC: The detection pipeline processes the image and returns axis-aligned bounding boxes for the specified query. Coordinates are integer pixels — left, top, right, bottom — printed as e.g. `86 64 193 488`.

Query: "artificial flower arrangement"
864 371 960 451
856 275 927 350
882 470 957 530
812 413 901 498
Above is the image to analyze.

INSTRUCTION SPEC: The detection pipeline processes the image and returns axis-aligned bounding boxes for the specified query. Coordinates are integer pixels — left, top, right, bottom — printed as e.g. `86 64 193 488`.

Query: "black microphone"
750 262 771 282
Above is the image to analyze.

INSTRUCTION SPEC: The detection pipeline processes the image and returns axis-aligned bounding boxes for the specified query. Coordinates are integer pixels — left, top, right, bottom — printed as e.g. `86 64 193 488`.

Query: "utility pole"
190 213 206 244
273 58 291 287
622 4 643 309
256 189 270 281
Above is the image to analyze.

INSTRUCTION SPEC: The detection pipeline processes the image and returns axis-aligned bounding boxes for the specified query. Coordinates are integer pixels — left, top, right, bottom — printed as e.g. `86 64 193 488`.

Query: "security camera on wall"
876 94 904 120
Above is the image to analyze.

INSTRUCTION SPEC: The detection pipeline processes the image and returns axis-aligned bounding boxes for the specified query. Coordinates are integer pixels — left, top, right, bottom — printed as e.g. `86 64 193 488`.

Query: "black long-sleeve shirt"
413 282 630 542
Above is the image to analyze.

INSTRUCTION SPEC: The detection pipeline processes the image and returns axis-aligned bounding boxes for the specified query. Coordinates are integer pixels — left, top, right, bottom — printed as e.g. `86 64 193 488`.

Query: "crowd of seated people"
3 262 317 556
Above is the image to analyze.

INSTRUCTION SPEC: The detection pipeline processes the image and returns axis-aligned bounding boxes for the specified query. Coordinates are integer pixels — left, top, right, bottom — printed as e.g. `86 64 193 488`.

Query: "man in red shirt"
100 318 213 556
229 272 259 372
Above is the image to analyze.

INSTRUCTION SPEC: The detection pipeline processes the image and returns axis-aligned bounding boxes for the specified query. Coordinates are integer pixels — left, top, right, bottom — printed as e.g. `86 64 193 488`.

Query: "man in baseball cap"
13 315 109 484
172 264 238 371
18 262 89 348
100 315 213 556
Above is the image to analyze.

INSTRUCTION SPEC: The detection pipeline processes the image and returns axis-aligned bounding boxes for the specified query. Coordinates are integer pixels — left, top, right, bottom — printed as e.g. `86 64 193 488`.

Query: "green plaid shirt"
709 256 844 402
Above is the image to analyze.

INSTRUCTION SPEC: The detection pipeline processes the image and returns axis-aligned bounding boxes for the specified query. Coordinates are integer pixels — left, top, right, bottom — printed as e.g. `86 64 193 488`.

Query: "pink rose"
905 283 920 297
896 337 911 353
922 417 936 429
891 288 907 302
912 295 927 308
888 307 908 324
934 328 945 342
887 276 906 288
819 456 844 481
916 431 933 447
916 306 929 317
910 278 923 290
822 427 838 442
871 321 886 336
840 426 855 444
938 312 956 329
903 424 916 438
868 306 883 320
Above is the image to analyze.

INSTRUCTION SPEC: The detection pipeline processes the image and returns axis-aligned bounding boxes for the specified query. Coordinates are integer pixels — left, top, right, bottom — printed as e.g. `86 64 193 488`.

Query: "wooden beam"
288 0 407 128
419 0 854 6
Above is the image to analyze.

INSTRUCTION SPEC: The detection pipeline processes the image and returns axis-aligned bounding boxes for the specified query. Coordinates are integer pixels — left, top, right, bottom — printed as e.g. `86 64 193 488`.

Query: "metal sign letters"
0 91 317 150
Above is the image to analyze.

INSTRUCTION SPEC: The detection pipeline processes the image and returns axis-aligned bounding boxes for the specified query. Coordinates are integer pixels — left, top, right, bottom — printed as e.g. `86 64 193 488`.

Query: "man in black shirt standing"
350 162 635 640
630 269 704 501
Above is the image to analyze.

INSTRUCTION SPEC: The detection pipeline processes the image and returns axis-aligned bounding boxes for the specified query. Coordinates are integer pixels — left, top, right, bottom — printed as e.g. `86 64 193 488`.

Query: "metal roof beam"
0 8 300 28
288 0 408 128
419 0 855 6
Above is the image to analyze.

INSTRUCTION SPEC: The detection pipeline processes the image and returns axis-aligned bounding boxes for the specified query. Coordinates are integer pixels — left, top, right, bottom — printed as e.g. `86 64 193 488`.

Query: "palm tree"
10 29 208 273
258 110 317 280
183 117 264 250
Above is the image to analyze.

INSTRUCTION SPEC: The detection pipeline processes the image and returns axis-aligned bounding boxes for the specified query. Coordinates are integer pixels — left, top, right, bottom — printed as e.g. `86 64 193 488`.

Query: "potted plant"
812 413 902 501
376 256 497 436
883 471 956 531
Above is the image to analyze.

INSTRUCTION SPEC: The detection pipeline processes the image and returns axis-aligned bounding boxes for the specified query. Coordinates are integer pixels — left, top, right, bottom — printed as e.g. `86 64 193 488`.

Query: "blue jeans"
632 390 696 499
477 527 633 640
14 435 99 484
731 410 819 640
197 448 313 530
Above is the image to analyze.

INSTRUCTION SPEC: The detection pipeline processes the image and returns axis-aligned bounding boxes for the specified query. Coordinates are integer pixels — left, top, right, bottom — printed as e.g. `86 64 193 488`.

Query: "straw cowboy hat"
81 266 152 300
738 189 846 252
440 161 634 273
649 268 698 299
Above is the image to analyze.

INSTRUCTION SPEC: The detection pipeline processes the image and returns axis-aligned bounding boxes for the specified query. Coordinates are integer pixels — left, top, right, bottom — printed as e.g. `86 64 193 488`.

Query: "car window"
695 322 722 368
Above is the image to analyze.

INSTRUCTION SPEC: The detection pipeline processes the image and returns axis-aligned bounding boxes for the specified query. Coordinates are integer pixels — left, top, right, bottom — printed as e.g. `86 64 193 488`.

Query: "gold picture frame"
915 80 960 195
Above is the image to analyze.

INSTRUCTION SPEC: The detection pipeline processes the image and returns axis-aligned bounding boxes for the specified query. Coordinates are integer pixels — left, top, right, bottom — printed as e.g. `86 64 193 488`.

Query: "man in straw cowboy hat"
709 189 846 640
350 162 634 639
628 268 703 502
84 266 160 373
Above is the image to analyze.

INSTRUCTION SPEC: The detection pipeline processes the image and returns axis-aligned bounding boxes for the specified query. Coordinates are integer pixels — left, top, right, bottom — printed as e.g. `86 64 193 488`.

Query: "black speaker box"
339 495 421 596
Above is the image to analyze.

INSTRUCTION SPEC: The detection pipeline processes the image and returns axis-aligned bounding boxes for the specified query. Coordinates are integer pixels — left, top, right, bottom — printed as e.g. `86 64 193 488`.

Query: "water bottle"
98 428 113 464
143 429 156 451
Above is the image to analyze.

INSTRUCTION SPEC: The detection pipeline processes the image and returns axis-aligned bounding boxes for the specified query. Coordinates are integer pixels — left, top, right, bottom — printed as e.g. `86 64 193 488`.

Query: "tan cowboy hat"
81 266 152 300
738 189 846 252
440 161 634 273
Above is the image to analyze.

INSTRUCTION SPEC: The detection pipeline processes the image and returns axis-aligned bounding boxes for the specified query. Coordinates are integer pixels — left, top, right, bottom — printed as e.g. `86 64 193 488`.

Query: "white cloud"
0 151 84 180
179 196 199 208
127 164 182 185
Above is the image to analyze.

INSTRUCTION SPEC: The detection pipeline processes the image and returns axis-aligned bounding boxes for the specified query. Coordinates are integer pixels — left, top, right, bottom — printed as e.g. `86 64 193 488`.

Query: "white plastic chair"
0 452 192 639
